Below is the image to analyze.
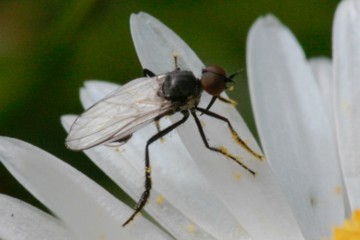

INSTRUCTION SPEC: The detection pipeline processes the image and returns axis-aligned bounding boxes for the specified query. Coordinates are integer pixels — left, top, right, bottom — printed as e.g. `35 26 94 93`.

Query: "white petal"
0 194 73 240
80 80 120 109
308 57 334 116
130 12 215 108
0 137 170 240
130 12 304 240
248 15 345 239
173 100 304 240
130 12 204 78
63 81 253 240
333 0 360 210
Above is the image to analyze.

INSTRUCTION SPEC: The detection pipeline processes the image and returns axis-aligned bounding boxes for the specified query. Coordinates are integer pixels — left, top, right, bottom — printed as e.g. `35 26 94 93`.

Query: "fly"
65 59 263 226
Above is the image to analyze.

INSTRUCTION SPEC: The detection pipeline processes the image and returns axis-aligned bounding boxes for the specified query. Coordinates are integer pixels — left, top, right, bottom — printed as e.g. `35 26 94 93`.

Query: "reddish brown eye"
200 65 227 96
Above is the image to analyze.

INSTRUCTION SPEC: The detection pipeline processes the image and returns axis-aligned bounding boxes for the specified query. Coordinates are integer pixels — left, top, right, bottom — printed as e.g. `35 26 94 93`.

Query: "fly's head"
200 65 234 96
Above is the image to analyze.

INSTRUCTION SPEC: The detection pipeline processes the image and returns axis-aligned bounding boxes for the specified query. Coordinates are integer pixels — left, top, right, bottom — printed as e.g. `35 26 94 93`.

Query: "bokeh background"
0 0 339 211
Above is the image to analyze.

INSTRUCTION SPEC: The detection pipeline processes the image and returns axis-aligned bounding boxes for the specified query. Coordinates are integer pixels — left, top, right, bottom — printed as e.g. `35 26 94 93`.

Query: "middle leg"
196 107 263 160
190 110 256 176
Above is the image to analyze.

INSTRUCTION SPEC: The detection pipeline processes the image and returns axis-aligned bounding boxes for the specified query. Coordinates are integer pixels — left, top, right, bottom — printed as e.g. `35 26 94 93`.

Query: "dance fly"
65 63 263 226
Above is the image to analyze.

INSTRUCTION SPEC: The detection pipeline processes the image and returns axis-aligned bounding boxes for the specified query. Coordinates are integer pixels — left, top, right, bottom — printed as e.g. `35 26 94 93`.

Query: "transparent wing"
66 75 175 150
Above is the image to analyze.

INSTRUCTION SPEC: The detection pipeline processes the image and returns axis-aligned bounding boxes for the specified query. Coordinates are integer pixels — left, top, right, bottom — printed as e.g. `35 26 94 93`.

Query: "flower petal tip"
338 0 360 16
60 115 77 131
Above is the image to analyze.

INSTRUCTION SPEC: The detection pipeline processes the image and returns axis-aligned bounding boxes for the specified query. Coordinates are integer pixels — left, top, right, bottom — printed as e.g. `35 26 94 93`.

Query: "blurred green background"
0 0 339 211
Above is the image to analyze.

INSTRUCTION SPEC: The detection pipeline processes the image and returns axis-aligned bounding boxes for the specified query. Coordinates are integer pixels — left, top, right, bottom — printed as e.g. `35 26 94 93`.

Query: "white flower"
0 0 359 239
0 137 170 240
247 1 360 239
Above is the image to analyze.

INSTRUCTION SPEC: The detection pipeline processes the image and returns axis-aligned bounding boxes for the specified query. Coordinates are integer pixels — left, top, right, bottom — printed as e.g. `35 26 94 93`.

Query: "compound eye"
200 65 227 96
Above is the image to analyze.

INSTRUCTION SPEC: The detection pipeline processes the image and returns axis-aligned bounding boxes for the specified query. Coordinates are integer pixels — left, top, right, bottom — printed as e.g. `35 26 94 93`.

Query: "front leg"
217 96 237 107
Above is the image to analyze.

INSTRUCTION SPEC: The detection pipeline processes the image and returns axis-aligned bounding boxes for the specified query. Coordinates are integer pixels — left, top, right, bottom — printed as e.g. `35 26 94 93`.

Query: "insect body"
66 65 263 226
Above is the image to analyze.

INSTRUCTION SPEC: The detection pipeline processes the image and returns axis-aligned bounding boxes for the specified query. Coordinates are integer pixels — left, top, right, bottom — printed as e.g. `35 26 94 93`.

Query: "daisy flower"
0 0 359 239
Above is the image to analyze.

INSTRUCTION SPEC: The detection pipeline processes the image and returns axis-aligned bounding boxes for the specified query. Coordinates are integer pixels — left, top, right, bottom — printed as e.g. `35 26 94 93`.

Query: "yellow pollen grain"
219 145 230 156
333 210 360 240
232 171 242 181
335 185 343 195
114 147 123 152
342 100 352 113
156 194 165 205
99 233 106 240
187 223 196 233
146 167 152 174
228 85 235 91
